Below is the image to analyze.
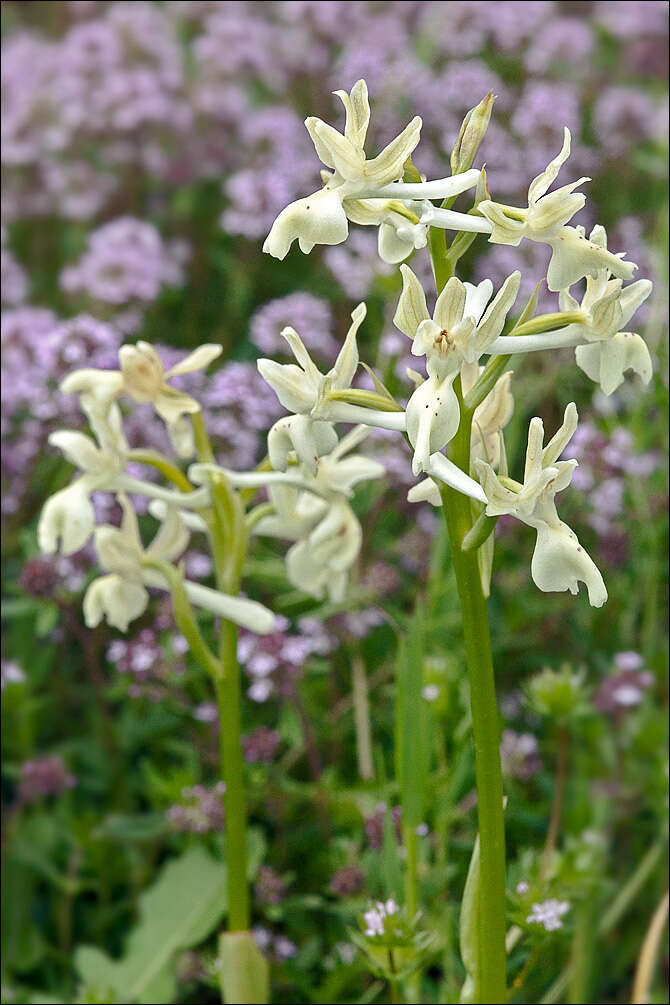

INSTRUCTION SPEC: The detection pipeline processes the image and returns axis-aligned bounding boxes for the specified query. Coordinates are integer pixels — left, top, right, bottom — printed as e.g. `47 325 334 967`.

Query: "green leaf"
459 834 480 1004
218 931 269 1004
74 846 227 1004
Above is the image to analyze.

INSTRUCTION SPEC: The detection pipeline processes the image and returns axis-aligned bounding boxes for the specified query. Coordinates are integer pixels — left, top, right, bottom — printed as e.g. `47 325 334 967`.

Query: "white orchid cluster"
259 79 654 608
36 341 281 635
36 79 653 636
37 328 385 634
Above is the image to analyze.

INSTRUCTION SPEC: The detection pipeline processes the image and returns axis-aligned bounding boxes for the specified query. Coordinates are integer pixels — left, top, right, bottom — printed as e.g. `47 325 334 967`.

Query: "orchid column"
261 80 652 1003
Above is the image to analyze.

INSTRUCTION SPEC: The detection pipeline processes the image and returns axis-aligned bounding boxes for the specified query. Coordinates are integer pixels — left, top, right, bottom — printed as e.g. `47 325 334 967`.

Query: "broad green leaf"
74 846 227 1004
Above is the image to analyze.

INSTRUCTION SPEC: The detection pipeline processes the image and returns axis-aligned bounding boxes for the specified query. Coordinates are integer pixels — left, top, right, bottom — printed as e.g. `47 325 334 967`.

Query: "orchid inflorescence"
38 78 653 646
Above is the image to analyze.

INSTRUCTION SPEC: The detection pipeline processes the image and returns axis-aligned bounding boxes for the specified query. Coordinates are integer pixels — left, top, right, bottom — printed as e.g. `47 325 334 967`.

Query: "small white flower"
475 404 607 607
258 303 369 473
554 226 653 394
252 427 382 602
526 898 570 932
478 129 637 291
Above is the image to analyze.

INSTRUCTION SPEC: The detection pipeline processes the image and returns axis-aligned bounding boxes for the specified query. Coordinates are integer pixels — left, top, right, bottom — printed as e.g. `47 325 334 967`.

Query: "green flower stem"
192 414 253 942
126 449 194 492
216 618 250 932
403 825 419 919
438 466 507 1003
429 234 507 1002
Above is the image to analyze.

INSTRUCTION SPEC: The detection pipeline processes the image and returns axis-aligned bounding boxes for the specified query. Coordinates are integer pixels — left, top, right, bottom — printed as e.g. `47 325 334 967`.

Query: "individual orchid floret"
407 366 513 508
84 495 275 634
263 79 480 261
61 342 223 457
557 226 653 395
285 497 363 603
474 404 607 607
37 406 128 556
258 303 366 473
462 362 514 469
394 265 520 474
394 265 521 380
477 129 637 291
258 302 364 415
250 427 383 602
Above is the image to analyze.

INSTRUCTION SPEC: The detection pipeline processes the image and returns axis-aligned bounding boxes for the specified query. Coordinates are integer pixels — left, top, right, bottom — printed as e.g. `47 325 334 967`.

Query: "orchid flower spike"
478 129 637 291
61 342 223 457
393 264 519 474
263 79 479 262
475 404 608 607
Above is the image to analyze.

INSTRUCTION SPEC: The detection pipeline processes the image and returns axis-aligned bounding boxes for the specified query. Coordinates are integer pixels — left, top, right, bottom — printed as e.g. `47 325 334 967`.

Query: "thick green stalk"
216 619 250 931
439 454 507 1002
428 230 507 1000
192 413 252 937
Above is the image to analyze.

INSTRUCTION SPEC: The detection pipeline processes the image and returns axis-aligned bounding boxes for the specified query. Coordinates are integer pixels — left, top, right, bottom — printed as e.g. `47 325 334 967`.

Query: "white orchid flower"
263 79 480 261
478 129 637 291
61 342 222 457
394 264 520 473
84 495 275 634
407 367 512 509
462 362 514 468
575 331 653 396
474 404 607 607
555 226 653 395
258 303 364 414
249 426 381 602
37 407 128 556
259 303 371 473
285 498 363 603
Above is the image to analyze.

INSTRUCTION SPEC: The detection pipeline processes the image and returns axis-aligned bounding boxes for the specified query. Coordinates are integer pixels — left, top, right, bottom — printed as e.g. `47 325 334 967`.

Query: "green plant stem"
631 889 669 1005
439 467 507 1002
352 653 375 781
192 413 252 938
541 724 569 880
429 229 507 1002
216 619 250 932
404 825 419 919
